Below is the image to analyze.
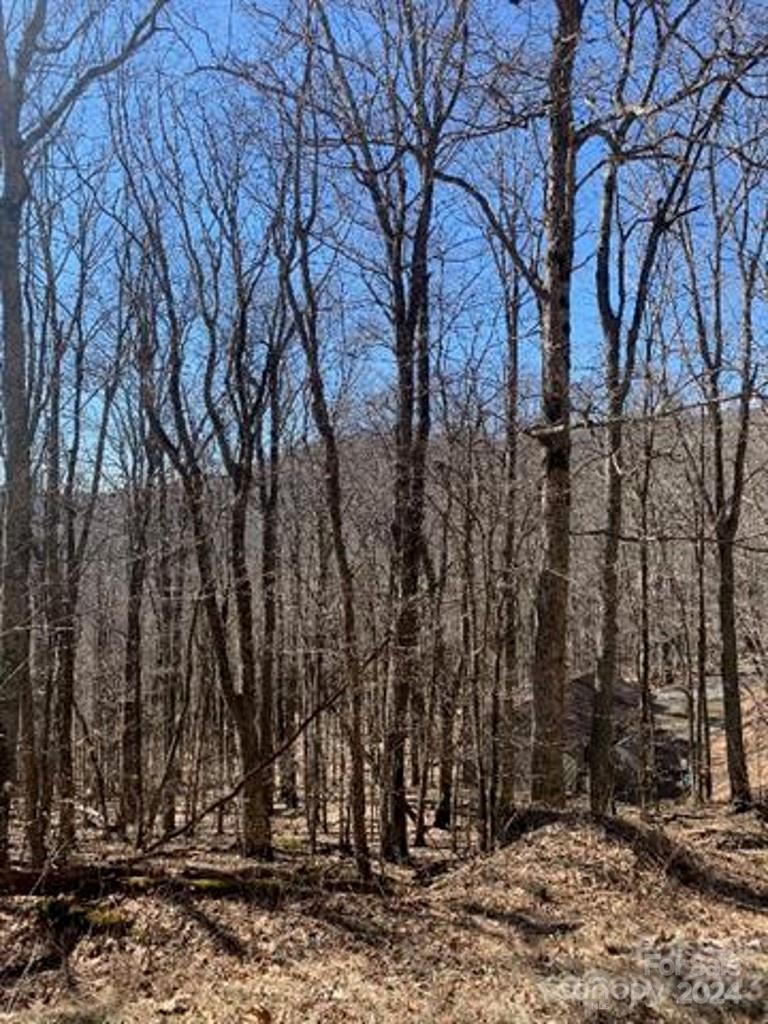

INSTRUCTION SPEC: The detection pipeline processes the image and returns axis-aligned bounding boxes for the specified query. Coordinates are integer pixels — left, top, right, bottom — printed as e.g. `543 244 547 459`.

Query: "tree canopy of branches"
0 0 766 875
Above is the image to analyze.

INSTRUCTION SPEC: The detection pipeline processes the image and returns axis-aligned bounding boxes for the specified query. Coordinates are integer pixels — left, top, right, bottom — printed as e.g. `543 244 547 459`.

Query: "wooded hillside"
0 1 767 1019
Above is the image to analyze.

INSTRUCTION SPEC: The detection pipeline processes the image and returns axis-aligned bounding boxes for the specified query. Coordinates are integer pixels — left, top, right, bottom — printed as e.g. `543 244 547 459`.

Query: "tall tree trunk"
589 418 623 814
383 269 431 862
530 0 582 806
55 616 77 850
496 261 520 834
717 537 750 806
258 366 280 814
0 165 36 866
0 0 168 870
152 468 186 835
230 489 273 859
120 494 150 839
696 526 711 802
637 345 657 812
638 482 656 811
283 225 372 878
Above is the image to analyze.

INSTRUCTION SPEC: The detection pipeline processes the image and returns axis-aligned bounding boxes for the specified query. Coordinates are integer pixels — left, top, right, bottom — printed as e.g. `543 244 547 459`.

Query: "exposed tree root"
498 806 768 911
3 809 765 918
460 900 582 937
497 806 583 843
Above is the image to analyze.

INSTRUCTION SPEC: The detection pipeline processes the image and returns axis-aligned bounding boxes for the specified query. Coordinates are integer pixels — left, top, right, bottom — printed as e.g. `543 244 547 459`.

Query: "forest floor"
1 803 767 1023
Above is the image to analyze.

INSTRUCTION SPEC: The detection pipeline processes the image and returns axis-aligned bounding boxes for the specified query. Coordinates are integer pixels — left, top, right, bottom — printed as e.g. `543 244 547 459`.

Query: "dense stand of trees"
0 0 766 873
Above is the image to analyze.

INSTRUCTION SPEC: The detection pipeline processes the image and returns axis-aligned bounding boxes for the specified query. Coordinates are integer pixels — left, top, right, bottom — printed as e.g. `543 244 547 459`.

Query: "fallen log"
0 865 132 898
0 862 391 900
600 816 768 911
497 806 768 912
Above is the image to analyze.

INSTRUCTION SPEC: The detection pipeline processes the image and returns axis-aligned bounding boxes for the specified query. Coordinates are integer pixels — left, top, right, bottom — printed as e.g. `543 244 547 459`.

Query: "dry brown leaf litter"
0 808 766 1023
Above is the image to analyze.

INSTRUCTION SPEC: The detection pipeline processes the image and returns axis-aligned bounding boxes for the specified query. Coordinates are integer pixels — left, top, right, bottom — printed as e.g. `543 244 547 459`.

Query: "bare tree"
586 1 751 814
114 383 155 843
120 100 295 857
528 0 583 805
0 0 168 866
675 125 768 807
35 180 125 853
304 0 470 859
273 62 372 876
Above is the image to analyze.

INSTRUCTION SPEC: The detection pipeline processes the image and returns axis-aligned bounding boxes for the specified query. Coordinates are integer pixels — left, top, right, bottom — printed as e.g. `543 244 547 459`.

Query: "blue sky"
21 0 765 461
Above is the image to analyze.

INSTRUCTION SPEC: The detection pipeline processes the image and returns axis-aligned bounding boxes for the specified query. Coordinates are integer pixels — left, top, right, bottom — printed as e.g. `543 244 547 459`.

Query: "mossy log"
0 863 390 901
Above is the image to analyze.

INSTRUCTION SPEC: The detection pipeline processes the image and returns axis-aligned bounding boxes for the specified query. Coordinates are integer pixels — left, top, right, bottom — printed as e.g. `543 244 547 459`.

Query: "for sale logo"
538 939 764 1011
